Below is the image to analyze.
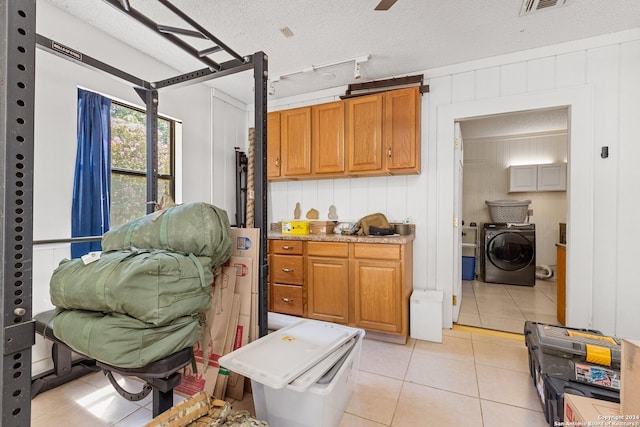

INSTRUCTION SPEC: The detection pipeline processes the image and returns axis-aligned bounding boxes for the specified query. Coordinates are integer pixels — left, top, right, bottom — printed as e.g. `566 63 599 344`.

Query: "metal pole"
252 51 268 338
1 0 37 425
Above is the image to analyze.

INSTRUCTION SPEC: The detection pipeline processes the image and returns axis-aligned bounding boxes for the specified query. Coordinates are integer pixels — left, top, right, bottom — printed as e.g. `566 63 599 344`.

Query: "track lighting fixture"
354 61 361 79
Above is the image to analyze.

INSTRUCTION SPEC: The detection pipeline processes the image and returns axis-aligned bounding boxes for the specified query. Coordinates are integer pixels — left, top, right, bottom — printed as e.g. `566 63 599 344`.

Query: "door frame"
435 86 595 329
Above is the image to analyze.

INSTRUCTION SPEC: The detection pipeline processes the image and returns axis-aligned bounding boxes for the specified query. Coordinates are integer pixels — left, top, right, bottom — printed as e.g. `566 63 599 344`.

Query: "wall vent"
520 0 568 16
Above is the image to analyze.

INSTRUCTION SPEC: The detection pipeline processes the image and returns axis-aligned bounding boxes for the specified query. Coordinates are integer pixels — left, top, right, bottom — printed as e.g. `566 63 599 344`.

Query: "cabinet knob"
275 158 280 168
282 298 293 303
282 268 294 273
387 148 392 158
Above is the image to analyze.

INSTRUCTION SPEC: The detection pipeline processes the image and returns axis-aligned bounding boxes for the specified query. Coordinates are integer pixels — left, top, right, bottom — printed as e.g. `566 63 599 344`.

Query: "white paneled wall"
461 131 568 266
428 31 640 338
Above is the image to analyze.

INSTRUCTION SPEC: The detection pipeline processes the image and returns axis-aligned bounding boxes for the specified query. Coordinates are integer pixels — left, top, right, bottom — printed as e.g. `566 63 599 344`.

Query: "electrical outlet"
528 209 534 216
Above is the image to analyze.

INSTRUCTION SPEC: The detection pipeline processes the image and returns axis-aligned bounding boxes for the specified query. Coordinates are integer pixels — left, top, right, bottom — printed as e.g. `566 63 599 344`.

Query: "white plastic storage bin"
410 290 443 343
219 319 365 427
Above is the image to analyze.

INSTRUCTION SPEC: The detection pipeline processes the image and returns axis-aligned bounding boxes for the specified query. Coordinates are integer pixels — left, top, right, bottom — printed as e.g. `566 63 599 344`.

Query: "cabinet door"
352 259 402 333
537 163 567 191
307 256 349 323
312 101 345 175
281 107 312 176
384 87 420 173
346 94 383 173
267 112 281 179
509 165 538 192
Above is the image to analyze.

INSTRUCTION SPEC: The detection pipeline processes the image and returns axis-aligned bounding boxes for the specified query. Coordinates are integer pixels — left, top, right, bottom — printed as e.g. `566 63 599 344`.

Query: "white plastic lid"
219 319 359 389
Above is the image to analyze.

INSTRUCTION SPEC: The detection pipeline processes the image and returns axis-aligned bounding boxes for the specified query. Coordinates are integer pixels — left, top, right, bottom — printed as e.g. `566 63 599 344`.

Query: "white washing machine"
481 223 536 286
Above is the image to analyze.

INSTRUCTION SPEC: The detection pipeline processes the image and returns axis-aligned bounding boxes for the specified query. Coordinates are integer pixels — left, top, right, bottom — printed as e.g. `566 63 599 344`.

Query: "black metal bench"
32 309 193 417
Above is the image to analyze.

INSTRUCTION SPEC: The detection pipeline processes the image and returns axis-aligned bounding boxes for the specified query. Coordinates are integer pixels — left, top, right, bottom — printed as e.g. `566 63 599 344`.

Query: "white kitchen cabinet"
537 163 567 191
509 165 538 192
509 163 566 192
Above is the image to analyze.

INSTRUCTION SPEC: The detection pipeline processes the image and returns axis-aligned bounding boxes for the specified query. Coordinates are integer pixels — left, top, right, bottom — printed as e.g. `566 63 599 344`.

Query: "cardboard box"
564 394 620 423
281 220 310 235
622 339 640 417
309 221 335 235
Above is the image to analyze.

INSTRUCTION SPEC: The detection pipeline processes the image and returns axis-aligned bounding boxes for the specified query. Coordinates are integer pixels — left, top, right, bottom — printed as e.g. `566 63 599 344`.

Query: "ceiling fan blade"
375 0 398 10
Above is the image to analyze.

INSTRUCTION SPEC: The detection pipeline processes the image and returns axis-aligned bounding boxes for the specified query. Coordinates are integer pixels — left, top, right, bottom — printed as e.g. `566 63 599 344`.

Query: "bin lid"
219 319 360 389
485 199 531 206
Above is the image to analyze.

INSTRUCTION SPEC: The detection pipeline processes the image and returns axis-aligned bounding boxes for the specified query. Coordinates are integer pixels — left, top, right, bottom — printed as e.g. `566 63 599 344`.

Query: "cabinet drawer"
307 241 349 257
272 284 303 316
271 240 303 255
354 243 401 260
271 254 304 284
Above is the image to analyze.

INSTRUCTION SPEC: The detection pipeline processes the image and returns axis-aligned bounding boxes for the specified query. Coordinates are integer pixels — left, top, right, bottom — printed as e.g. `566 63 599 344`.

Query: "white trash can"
410 290 443 343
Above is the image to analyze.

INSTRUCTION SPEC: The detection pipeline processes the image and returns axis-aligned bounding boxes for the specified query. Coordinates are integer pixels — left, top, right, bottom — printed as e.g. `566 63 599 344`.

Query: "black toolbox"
524 321 621 426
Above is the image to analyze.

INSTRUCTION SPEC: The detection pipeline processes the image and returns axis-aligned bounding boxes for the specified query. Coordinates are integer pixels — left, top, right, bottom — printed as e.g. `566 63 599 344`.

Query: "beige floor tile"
480 315 526 334
405 351 478 397
472 339 530 373
359 338 414 380
442 328 472 340
413 335 474 363
392 382 483 427
471 332 524 348
345 371 403 425
32 383 142 427
113 407 153 426
476 301 525 320
339 413 388 427
460 296 479 314
457 312 482 327
476 364 542 412
480 399 549 427
473 284 510 297
523 312 559 324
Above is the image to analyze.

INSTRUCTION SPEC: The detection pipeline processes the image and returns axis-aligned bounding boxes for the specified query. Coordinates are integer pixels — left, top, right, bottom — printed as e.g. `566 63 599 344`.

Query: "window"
109 101 175 227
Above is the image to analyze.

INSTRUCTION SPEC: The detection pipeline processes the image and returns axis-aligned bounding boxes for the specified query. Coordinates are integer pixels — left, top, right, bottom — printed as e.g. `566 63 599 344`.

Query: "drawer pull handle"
282 246 293 250
281 268 294 273
282 298 293 303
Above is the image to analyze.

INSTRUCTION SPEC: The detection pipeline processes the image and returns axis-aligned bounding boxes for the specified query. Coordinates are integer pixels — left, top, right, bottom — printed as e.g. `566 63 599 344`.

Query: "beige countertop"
268 231 415 244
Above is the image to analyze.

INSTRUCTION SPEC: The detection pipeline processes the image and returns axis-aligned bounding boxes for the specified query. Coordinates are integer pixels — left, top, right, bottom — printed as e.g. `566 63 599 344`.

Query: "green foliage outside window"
110 103 174 227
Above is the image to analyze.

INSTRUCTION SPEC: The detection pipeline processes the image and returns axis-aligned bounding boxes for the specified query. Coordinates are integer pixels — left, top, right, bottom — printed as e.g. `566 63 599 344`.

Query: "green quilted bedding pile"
50 202 232 368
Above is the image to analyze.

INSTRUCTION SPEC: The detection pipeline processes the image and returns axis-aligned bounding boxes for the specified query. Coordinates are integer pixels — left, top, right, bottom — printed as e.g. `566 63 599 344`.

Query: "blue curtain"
71 89 111 258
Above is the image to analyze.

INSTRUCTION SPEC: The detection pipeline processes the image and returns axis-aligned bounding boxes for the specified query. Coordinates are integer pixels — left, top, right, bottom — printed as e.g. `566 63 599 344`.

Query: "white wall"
264 29 640 339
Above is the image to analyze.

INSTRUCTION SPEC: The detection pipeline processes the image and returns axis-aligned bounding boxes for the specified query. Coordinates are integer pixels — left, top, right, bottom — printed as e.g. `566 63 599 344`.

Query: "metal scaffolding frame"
1 0 268 424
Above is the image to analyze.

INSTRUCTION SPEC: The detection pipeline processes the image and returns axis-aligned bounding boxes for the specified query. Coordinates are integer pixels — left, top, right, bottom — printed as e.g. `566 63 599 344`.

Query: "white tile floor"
31 328 549 427
456 277 558 334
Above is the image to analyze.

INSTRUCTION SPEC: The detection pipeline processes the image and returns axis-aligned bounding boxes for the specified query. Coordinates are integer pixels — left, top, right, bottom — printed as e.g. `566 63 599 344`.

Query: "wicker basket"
485 200 531 223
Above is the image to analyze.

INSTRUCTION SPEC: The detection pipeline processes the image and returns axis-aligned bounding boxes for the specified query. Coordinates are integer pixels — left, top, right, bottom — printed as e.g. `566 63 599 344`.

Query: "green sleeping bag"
52 309 201 368
50 250 212 326
101 202 232 268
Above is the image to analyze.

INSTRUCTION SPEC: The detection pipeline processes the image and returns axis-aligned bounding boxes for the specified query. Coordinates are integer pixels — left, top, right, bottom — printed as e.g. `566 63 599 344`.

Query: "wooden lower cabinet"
352 259 402 333
557 244 566 325
271 239 413 342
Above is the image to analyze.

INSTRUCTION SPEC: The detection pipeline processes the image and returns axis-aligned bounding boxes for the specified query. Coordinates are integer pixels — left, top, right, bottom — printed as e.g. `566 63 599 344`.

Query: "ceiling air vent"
520 0 568 16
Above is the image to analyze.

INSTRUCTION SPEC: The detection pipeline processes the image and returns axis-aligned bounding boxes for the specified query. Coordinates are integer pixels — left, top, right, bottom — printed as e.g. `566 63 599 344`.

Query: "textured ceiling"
43 0 640 104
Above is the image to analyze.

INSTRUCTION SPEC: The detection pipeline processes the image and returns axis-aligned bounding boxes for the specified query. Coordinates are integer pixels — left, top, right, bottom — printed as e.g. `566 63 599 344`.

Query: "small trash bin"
462 256 476 280
410 290 443 343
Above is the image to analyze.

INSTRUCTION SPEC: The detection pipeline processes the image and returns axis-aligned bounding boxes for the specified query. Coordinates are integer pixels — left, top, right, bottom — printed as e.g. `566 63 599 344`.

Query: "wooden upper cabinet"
346 93 384 173
280 107 312 177
267 112 281 179
312 101 345 175
384 87 421 174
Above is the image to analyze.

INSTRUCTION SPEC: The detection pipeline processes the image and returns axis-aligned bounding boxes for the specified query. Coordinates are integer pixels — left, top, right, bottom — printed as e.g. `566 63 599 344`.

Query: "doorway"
455 108 568 334
435 86 595 332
